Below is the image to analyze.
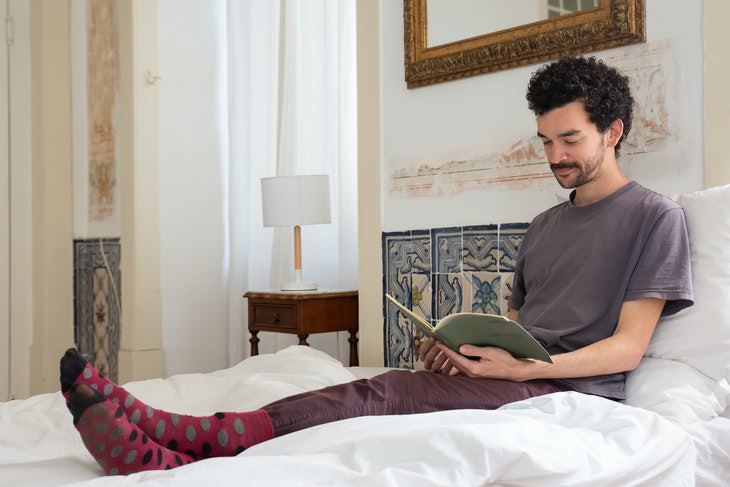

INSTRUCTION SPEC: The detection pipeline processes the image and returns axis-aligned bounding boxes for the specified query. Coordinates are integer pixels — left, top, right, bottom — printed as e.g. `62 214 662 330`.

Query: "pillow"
625 357 730 424
644 184 730 380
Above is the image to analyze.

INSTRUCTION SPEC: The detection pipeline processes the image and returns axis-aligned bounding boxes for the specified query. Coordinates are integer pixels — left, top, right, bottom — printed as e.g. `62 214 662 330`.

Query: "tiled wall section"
73 238 121 382
382 223 528 368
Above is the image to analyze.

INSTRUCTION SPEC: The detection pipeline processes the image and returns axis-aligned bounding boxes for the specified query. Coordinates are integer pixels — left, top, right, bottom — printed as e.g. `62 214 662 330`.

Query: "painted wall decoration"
87 0 119 222
73 239 121 382
388 41 678 198
72 0 121 238
382 223 528 368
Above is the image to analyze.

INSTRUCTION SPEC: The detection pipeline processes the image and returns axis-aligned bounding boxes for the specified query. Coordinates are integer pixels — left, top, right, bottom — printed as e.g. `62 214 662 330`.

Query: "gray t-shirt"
509 181 693 399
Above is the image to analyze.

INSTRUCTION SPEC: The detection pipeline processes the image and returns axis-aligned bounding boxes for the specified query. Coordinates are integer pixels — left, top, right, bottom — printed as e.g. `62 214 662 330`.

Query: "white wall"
1 0 9 401
157 0 229 376
381 0 704 231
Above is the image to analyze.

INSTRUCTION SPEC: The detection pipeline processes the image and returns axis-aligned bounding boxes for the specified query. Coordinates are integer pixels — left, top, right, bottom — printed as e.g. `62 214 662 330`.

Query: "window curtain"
225 0 357 365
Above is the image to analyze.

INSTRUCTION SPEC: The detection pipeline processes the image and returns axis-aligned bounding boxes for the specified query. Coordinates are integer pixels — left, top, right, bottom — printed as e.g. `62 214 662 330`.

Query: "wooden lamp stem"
294 224 302 270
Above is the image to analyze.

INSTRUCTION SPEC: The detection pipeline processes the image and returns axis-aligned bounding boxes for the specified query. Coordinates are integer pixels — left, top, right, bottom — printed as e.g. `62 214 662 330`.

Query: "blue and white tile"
498 223 529 272
468 272 501 315
74 238 121 382
431 227 462 274
410 230 431 274
411 273 432 322
463 225 499 272
499 272 515 315
382 232 413 367
382 231 413 299
432 273 470 320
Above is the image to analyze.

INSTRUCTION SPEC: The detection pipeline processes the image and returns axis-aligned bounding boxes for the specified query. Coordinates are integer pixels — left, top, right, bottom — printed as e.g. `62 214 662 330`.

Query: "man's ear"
605 119 624 148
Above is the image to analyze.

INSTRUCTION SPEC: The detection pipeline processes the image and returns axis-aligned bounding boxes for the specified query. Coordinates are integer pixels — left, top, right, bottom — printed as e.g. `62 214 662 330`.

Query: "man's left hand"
436 343 533 381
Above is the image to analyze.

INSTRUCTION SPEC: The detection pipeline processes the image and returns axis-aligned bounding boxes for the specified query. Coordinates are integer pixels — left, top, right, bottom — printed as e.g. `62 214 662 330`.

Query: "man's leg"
62 350 567 475
61 349 274 462
66 383 195 475
265 369 569 435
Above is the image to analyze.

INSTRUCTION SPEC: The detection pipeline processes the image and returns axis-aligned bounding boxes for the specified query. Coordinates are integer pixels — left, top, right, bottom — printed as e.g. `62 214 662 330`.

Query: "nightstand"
244 290 359 366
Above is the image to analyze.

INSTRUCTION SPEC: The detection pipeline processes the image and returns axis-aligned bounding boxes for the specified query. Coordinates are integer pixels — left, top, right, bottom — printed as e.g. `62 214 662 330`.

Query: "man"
421 56 693 400
61 56 693 475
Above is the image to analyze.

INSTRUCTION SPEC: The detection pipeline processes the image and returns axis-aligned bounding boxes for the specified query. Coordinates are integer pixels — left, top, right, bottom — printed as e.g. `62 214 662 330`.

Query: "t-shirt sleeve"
624 207 694 316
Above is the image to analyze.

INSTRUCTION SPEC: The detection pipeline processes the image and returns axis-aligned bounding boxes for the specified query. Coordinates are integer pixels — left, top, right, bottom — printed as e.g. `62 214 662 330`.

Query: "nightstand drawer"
252 303 298 329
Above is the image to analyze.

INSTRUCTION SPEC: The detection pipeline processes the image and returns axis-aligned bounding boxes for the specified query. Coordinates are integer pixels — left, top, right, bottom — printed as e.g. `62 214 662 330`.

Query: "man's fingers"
431 351 449 372
422 340 442 369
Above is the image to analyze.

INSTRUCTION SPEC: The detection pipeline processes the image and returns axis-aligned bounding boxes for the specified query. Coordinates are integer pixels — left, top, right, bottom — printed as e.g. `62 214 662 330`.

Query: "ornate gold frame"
404 0 646 88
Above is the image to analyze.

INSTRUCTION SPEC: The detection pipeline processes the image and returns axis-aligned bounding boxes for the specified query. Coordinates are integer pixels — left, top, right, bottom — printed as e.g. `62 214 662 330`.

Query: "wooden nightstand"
244 290 359 366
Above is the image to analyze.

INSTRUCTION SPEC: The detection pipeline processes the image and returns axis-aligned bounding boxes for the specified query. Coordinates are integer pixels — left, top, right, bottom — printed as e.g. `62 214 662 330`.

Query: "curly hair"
526 56 634 157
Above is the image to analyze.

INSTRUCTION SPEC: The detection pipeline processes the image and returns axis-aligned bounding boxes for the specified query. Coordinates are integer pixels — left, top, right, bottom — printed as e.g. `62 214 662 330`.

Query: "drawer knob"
271 312 280 323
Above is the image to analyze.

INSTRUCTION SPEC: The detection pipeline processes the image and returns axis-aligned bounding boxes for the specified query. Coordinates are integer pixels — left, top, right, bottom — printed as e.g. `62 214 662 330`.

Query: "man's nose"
546 144 568 163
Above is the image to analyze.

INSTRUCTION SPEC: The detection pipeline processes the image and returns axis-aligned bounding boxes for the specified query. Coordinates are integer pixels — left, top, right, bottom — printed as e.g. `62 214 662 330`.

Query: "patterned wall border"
382 223 528 368
73 238 121 381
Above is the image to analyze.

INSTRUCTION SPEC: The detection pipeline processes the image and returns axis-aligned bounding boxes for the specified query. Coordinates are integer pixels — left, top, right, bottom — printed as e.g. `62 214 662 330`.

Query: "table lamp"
261 175 331 291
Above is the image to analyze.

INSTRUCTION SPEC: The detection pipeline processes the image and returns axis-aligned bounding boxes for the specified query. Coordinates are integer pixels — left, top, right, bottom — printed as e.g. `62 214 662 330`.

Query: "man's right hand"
418 337 459 375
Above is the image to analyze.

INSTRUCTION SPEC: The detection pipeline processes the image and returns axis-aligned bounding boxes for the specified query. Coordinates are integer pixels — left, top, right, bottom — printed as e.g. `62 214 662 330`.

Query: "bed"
2 185 729 486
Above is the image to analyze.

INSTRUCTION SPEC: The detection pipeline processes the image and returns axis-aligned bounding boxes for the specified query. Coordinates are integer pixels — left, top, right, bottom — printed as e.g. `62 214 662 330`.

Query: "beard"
550 142 606 189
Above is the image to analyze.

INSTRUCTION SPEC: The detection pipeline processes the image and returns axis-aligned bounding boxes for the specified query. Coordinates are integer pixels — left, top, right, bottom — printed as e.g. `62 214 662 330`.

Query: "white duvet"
0 346 705 486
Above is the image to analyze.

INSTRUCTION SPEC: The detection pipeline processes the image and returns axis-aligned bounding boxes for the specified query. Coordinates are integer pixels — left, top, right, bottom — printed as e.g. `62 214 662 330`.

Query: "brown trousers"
264 370 571 436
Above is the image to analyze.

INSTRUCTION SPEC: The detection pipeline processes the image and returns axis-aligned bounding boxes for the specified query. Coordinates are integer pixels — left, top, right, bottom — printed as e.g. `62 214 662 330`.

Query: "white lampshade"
261 175 331 227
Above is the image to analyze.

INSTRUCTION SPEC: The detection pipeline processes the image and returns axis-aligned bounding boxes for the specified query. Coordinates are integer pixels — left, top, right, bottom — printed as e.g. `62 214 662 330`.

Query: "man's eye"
541 140 551 145
565 140 578 145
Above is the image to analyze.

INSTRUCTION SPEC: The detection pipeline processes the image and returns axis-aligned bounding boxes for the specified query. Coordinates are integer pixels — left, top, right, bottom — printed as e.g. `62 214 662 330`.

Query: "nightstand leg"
298 334 309 346
348 331 359 366
249 331 259 356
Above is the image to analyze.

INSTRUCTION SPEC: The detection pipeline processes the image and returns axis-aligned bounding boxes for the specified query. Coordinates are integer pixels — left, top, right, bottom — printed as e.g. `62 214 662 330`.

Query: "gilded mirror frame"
404 0 646 88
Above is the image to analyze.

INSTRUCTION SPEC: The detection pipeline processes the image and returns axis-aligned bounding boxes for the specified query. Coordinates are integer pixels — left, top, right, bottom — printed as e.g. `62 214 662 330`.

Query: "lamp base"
280 281 318 291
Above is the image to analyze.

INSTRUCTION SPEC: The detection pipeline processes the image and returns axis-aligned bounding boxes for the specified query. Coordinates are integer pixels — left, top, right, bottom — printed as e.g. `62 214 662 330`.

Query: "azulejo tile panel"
382 232 413 368
433 273 470 320
73 238 121 382
463 225 498 272
498 223 529 272
410 230 431 274
432 227 462 274
468 272 501 314
382 222 530 368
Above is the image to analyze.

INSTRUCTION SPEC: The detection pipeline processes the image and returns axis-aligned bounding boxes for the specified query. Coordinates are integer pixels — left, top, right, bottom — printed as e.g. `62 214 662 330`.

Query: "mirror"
404 0 645 88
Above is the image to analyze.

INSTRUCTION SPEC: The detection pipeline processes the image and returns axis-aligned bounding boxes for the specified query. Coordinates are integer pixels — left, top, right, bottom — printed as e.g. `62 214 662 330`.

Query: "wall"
703 1 730 187
28 0 75 394
381 0 704 232
356 0 719 367
9 0 33 399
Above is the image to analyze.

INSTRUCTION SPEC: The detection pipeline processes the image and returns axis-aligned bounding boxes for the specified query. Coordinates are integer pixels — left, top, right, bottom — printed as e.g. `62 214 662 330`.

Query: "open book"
386 294 552 363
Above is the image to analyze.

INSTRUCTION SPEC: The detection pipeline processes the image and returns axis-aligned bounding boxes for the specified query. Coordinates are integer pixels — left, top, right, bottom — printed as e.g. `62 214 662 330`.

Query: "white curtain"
225 0 358 365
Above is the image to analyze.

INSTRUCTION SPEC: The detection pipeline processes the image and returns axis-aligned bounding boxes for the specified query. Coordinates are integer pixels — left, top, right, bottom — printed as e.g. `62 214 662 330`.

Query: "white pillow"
644 184 730 380
625 357 730 424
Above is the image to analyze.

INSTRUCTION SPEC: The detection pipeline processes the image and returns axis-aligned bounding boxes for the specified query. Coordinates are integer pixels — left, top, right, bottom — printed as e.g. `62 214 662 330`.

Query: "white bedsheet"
0 346 709 486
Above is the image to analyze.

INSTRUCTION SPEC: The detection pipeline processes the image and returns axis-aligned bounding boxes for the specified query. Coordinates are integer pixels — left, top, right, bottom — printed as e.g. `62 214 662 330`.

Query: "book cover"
386 294 552 363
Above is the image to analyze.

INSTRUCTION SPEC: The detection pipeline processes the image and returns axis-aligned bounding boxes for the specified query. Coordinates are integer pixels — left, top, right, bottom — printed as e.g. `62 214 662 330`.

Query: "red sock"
75 399 194 475
66 363 275 458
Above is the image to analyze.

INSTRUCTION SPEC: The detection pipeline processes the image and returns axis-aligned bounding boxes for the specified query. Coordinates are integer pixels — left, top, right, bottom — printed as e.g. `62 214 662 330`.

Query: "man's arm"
438 298 664 381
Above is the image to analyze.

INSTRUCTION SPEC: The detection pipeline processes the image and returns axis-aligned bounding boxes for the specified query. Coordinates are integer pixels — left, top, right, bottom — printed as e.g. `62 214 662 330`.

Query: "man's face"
536 100 608 189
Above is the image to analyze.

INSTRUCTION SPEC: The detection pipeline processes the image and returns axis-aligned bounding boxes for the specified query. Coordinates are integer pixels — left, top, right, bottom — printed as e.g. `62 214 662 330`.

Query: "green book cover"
386 294 552 363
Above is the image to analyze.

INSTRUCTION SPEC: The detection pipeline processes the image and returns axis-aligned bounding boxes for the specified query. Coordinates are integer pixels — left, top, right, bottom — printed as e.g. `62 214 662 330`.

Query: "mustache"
550 162 580 171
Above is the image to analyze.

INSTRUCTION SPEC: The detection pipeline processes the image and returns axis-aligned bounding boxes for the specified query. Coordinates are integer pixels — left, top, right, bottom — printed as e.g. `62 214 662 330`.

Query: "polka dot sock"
70 384 195 475
60 349 275 460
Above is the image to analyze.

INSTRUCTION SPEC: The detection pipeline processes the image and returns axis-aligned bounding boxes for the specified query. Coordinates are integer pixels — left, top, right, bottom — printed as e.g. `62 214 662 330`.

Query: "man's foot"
60 348 89 394
66 383 105 424
59 348 274 460
72 391 195 475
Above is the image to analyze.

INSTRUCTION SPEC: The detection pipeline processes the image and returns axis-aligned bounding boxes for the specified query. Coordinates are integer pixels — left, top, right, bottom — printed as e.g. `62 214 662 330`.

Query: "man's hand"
435 343 534 381
418 337 459 375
